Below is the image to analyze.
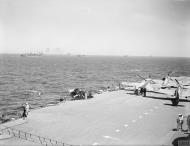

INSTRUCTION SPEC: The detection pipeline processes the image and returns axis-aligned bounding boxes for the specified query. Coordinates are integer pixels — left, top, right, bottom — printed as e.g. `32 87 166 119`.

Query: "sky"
0 0 190 56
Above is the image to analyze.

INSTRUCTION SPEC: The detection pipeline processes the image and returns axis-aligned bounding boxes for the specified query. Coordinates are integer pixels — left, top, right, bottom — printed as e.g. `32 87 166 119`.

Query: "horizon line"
0 53 189 58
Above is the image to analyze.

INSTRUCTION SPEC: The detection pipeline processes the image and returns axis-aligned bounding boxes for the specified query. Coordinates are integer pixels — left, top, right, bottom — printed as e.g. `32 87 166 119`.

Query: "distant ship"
20 52 43 57
76 54 86 57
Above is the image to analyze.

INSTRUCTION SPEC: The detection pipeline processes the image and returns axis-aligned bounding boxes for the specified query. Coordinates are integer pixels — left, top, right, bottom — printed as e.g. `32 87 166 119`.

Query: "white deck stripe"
138 116 143 119
103 135 111 139
92 142 99 145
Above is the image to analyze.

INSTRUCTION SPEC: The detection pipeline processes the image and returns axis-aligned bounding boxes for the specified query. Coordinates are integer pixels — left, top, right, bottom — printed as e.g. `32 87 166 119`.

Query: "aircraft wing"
149 79 190 99
121 79 190 99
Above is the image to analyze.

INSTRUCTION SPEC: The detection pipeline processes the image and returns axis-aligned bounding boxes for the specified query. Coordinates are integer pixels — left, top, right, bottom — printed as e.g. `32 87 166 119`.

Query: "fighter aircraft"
121 72 190 106
152 77 190 106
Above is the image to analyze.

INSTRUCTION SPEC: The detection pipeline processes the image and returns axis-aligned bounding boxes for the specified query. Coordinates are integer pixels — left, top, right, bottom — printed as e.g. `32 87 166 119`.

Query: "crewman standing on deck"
177 114 184 131
25 103 30 116
22 102 30 119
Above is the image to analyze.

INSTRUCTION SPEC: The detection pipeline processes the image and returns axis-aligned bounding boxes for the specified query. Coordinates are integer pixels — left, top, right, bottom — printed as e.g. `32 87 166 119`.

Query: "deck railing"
0 125 72 146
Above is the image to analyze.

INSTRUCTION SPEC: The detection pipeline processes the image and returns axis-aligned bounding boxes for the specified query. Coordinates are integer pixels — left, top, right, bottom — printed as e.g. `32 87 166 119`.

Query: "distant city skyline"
0 0 190 57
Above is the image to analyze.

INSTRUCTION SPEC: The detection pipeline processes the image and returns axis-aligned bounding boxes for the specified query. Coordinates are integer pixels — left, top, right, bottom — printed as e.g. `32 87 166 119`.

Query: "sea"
0 54 190 122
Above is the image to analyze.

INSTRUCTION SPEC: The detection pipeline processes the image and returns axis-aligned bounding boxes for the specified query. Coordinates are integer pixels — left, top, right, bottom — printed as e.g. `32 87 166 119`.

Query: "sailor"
177 114 184 131
119 83 121 90
85 91 88 99
22 102 30 119
107 86 111 91
25 102 30 116
22 104 27 119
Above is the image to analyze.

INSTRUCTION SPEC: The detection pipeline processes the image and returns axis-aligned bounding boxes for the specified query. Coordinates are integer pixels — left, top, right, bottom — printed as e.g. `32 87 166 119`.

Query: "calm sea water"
0 54 190 121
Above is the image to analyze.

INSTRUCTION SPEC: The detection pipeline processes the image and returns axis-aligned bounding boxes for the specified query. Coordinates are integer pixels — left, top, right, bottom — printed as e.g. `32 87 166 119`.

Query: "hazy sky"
0 0 190 56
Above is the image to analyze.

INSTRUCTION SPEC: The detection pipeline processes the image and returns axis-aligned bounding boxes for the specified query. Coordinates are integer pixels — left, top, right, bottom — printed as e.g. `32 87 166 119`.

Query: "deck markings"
92 142 99 145
138 115 143 119
103 135 119 141
103 135 112 139
132 120 136 122
150 109 154 112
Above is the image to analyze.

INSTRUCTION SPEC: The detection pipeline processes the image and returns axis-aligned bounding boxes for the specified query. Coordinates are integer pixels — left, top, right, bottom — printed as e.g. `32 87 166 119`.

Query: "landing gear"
171 89 179 106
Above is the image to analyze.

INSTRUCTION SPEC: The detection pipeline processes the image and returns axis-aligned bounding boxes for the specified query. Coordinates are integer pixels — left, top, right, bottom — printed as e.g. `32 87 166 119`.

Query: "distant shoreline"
0 53 189 58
